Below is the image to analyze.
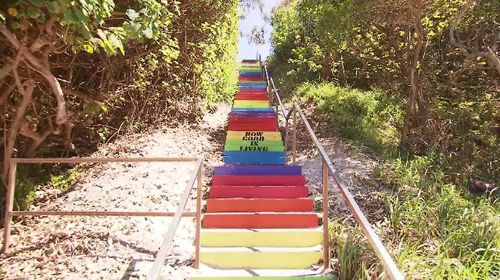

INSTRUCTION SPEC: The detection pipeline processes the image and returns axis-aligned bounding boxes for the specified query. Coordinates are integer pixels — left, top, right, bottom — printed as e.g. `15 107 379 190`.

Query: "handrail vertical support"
2 161 17 253
292 108 297 163
284 118 289 162
194 166 202 269
322 159 329 270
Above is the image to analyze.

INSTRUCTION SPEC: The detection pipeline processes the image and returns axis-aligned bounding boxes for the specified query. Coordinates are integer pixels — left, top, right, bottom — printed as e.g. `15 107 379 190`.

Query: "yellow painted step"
200 247 323 269
201 228 322 247
233 100 270 108
226 131 282 141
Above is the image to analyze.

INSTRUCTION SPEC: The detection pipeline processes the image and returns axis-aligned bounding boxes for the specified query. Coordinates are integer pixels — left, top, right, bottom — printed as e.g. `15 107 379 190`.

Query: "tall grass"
297 83 499 279
294 83 402 157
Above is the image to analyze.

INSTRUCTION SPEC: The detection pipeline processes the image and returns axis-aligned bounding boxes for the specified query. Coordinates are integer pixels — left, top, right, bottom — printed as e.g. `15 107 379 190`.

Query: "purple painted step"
214 165 302 176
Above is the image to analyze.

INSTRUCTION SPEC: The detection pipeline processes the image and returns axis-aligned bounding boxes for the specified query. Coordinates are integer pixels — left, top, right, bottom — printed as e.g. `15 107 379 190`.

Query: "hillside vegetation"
269 0 499 278
0 0 239 212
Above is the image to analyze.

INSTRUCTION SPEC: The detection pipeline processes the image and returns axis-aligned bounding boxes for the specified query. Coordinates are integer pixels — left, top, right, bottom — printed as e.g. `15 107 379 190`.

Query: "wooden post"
322 159 330 270
292 108 297 163
2 161 17 253
194 166 202 269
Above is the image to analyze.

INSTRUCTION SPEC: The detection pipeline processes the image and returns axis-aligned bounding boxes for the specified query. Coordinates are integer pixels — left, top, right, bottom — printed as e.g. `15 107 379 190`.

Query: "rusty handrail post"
292 108 297 164
194 165 202 269
322 159 330 270
2 161 17 253
148 158 203 279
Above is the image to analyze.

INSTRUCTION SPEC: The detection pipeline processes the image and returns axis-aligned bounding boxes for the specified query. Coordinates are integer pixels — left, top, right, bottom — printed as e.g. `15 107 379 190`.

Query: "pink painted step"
212 175 305 187
208 186 309 198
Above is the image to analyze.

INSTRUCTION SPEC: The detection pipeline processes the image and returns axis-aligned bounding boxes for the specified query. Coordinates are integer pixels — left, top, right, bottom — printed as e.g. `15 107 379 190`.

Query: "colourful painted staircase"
192 60 330 279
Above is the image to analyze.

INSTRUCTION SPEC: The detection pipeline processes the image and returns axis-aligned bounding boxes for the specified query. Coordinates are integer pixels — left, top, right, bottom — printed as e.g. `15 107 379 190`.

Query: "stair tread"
200 245 322 252
201 227 322 233
204 212 319 216
190 264 329 278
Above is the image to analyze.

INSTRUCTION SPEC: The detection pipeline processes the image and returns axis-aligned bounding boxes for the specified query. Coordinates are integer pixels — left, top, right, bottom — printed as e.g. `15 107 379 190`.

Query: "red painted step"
237 90 267 94
208 186 308 198
228 116 277 122
227 122 278 131
212 175 305 186
203 213 319 228
206 198 313 212
234 94 269 100
239 76 264 82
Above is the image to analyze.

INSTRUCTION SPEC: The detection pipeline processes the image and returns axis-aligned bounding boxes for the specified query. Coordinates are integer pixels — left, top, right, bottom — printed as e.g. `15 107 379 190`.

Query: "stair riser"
203 214 318 228
224 145 284 152
223 153 285 165
212 175 305 186
206 198 313 212
201 231 322 247
214 165 301 176
208 187 308 198
239 77 265 81
199 252 322 269
227 123 277 131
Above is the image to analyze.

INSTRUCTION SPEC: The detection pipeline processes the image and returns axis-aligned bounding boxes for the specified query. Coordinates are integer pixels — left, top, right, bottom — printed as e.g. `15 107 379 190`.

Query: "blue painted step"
232 108 275 112
224 151 285 165
214 165 302 176
230 111 276 117
239 86 267 91
239 72 262 77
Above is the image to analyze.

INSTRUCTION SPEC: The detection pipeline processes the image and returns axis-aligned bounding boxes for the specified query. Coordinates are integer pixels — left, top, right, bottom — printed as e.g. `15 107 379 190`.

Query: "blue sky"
237 0 281 61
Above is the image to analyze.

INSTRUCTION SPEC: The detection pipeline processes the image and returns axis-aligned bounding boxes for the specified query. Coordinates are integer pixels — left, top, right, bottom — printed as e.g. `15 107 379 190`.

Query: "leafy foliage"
0 0 239 212
269 0 499 278
295 83 402 156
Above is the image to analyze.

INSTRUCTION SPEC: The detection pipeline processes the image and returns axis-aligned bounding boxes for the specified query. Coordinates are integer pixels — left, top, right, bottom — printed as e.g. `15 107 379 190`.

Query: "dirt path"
0 105 230 280
287 108 389 223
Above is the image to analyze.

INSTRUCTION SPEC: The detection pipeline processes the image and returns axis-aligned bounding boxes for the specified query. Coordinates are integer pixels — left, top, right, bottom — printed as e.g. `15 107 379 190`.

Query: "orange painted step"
212 175 305 186
208 186 308 198
206 198 314 212
202 213 319 228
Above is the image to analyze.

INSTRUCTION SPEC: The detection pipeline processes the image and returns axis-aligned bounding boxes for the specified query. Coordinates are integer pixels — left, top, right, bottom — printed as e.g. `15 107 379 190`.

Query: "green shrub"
294 82 402 156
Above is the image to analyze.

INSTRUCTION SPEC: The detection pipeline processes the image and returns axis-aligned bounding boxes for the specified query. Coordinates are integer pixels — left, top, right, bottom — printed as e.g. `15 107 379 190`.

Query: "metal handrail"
263 65 404 279
263 63 287 120
148 157 203 279
289 104 403 279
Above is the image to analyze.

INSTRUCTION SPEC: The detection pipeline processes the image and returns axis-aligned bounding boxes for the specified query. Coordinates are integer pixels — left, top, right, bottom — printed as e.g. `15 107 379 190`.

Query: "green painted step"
225 145 284 152
225 140 283 146
201 228 322 247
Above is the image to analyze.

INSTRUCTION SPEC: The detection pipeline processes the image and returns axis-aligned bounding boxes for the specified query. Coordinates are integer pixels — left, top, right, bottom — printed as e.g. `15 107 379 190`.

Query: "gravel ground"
0 105 229 280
